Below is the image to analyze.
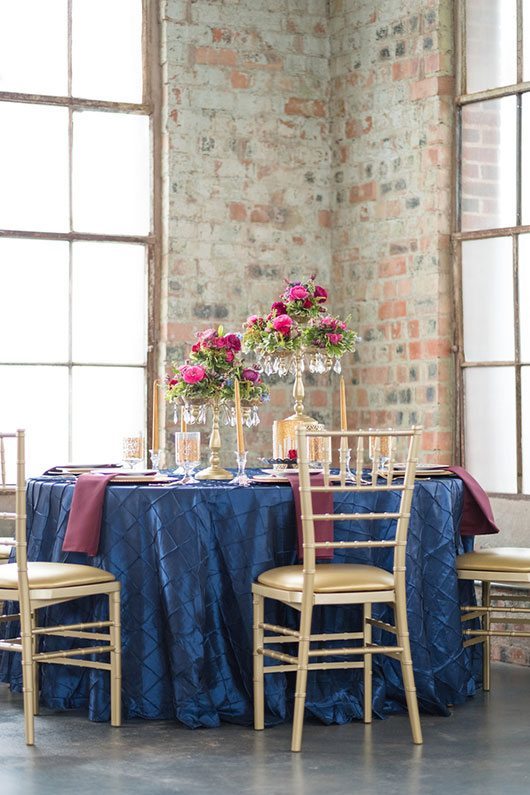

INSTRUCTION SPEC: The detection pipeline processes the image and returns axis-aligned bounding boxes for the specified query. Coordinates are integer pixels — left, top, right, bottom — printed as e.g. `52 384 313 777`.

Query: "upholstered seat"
457 547 530 573
258 564 394 593
0 544 11 560
0 561 116 589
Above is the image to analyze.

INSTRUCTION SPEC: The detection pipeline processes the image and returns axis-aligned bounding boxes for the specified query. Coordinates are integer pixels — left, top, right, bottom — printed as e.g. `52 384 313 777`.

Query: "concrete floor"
0 663 529 795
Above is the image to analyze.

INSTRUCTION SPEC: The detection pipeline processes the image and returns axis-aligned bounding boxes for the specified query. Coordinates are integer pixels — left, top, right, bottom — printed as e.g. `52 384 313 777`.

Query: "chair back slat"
0 430 30 602
297 426 422 581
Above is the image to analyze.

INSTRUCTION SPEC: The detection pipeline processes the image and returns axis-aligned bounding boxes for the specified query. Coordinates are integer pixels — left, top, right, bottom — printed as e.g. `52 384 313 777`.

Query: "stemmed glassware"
122 433 145 469
368 429 392 473
174 432 201 484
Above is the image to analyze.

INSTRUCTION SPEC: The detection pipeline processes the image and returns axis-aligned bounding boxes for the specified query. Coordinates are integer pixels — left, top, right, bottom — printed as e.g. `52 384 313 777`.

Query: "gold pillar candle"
234 378 245 454
152 380 159 452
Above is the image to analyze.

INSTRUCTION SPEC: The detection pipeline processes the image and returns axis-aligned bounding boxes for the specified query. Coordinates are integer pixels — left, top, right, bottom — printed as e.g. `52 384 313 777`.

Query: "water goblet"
174 432 200 484
122 433 145 470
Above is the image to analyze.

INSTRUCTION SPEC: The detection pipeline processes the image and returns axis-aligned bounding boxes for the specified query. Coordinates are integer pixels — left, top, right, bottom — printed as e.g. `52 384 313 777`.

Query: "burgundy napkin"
445 466 500 536
62 473 117 556
286 473 334 560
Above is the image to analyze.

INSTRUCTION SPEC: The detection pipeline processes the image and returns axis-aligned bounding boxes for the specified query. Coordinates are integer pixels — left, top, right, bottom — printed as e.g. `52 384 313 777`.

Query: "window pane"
72 242 147 364
0 366 69 478
72 0 143 103
524 0 530 81
0 0 68 95
72 111 150 235
0 103 69 232
462 238 514 361
522 367 530 492
464 367 517 493
72 367 145 462
520 96 530 225
461 98 517 232
519 236 530 361
0 239 69 363
465 0 517 93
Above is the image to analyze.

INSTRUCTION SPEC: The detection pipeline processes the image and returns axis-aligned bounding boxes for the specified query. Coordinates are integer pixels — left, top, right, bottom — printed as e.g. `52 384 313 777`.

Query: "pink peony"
270 301 287 315
288 284 309 301
180 364 206 384
272 314 293 335
328 333 342 345
223 333 241 351
246 314 260 326
314 285 328 302
241 368 260 383
196 328 216 342
211 337 227 348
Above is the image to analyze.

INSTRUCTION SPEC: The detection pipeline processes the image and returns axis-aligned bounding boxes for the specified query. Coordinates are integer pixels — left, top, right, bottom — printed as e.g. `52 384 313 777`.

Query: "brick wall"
329 0 455 463
161 0 333 459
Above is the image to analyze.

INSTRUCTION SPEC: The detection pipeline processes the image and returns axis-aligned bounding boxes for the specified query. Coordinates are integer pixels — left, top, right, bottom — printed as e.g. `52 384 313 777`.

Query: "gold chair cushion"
0 545 11 559
257 564 394 593
0 562 116 589
457 547 530 574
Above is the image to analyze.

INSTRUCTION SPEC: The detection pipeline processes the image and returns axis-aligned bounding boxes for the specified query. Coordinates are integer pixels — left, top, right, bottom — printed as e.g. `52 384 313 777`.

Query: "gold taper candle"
180 409 187 434
339 376 347 431
234 378 245 454
152 380 159 451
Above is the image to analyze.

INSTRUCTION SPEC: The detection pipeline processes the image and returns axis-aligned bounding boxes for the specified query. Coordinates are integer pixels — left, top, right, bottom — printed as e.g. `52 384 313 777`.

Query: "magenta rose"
314 285 328 302
272 314 293 335
223 333 242 351
287 449 297 461
211 337 227 348
328 333 342 345
246 314 260 326
180 365 206 384
226 351 235 363
288 284 309 301
241 368 260 383
270 300 287 315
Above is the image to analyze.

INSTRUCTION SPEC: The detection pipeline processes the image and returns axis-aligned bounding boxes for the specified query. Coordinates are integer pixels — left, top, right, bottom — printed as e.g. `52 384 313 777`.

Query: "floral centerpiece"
243 277 358 376
166 326 269 425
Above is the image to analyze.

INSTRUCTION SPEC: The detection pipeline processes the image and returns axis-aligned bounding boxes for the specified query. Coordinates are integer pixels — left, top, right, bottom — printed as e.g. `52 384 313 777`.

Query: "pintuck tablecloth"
0 475 480 727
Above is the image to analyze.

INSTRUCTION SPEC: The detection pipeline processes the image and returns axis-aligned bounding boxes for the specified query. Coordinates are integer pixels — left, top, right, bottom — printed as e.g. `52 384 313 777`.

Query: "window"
0 0 160 476
455 1 530 493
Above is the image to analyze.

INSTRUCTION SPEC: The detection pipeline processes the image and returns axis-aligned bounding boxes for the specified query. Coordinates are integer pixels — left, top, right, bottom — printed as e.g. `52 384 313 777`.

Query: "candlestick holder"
339 445 356 485
229 450 251 487
196 398 232 480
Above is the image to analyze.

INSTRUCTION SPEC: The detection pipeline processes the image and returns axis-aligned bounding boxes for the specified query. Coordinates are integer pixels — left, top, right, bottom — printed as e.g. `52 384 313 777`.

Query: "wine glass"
368 429 392 473
174 432 201 484
122 433 145 469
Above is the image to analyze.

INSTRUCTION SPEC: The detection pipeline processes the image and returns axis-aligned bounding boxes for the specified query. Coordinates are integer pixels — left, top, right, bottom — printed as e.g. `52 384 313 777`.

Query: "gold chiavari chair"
252 425 423 752
0 430 122 745
458 548 530 690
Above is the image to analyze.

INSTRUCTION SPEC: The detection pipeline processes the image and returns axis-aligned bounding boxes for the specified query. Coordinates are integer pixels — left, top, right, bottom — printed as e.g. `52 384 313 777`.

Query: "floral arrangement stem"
196 400 232 480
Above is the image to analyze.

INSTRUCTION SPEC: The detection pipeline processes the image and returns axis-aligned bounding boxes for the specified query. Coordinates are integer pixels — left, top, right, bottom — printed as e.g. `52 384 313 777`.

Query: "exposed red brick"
378 257 406 278
230 70 250 89
345 116 372 138
194 46 237 67
229 202 246 221
318 209 332 228
410 76 454 101
284 97 326 118
408 320 420 338
409 341 423 359
250 205 271 223
349 181 377 203
392 58 419 81
378 300 407 320
425 338 451 357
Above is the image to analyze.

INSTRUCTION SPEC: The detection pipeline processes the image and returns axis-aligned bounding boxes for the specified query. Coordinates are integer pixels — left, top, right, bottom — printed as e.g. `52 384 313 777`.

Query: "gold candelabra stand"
194 398 232 480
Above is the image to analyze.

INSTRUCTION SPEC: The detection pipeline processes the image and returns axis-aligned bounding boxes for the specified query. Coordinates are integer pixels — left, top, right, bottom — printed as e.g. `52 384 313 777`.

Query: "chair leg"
253 593 265 730
20 616 35 745
31 609 39 716
363 603 372 724
394 598 422 745
109 590 122 727
482 581 491 692
291 603 313 753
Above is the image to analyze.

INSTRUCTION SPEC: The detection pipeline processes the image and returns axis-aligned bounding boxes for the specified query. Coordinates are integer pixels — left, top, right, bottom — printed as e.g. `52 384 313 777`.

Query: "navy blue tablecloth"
0 474 480 726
